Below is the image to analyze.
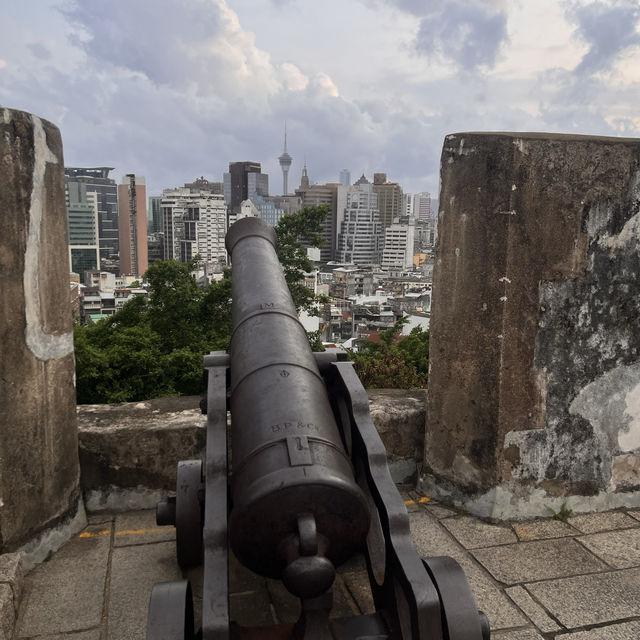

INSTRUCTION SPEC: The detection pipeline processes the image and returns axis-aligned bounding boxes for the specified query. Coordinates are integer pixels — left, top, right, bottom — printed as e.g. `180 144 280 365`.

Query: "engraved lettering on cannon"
271 422 318 433
261 302 275 309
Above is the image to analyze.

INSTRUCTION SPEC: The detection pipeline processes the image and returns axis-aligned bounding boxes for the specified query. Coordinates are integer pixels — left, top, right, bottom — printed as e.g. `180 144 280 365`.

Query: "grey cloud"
362 0 440 16
9 0 640 203
414 1 508 70
27 42 51 60
565 0 640 76
61 0 223 85
362 0 508 69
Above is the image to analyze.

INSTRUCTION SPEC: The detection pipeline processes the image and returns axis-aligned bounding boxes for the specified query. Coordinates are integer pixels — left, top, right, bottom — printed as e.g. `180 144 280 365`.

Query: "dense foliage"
74 259 232 403
74 205 429 402
74 206 329 404
349 318 429 389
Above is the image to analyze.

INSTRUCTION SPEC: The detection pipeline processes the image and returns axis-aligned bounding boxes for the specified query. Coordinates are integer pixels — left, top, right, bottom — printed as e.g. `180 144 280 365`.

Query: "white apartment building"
403 192 414 218
412 192 431 221
336 179 382 267
162 189 227 267
381 218 416 272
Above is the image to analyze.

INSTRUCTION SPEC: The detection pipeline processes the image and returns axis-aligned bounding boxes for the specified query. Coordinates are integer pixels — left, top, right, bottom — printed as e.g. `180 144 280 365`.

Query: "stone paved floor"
11 491 640 639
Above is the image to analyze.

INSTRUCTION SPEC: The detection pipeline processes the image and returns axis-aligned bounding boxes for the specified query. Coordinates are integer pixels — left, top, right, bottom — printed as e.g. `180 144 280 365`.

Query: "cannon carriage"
147 217 489 640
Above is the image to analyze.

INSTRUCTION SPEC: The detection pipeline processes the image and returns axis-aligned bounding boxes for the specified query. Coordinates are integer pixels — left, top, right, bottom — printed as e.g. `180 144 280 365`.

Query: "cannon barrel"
225 217 370 598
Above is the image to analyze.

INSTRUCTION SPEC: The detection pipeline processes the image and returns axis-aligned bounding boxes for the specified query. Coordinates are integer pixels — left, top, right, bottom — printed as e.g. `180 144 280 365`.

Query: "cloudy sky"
2 0 640 198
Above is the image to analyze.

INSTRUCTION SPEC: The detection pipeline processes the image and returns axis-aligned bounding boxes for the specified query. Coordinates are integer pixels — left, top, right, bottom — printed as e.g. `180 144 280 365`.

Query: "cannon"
147 216 490 640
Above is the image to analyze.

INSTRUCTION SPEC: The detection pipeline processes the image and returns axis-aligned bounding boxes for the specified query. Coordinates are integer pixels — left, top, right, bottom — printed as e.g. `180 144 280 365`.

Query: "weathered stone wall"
0 109 84 552
423 132 640 518
77 390 426 511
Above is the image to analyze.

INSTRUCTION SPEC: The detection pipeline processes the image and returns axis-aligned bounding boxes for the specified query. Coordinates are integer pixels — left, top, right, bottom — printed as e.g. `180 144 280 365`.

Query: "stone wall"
423 132 640 518
0 109 84 554
77 390 426 511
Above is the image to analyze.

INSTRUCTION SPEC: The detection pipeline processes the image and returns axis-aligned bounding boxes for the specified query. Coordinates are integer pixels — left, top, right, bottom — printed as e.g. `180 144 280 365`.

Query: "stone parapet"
77 391 425 511
0 108 83 552
424 131 640 518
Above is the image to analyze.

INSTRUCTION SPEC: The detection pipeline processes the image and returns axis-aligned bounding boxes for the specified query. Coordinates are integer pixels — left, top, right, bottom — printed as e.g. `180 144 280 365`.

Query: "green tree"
275 205 329 313
348 318 429 389
74 207 328 404
145 257 206 352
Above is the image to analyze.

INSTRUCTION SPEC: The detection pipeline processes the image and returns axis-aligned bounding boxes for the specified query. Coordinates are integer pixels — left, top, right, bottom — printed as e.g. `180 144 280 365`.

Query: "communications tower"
278 124 293 195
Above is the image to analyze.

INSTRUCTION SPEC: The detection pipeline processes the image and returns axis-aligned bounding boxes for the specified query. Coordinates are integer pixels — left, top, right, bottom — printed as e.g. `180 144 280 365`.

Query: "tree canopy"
74 205 429 403
349 318 429 389
74 206 328 404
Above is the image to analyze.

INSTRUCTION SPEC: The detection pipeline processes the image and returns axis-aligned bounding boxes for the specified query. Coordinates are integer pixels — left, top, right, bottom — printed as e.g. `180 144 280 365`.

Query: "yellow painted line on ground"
77 499 432 538
79 527 169 539
79 529 110 538
116 528 167 536
404 496 430 506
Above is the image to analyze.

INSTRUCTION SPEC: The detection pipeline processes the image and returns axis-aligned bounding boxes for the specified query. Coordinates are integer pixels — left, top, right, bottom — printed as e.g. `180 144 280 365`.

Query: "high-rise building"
336 176 382 266
296 165 342 262
65 182 100 279
118 175 148 277
162 188 227 266
372 173 403 231
339 169 351 186
148 196 162 233
64 167 119 270
403 192 414 218
413 192 431 221
381 218 415 273
223 162 268 217
278 125 293 195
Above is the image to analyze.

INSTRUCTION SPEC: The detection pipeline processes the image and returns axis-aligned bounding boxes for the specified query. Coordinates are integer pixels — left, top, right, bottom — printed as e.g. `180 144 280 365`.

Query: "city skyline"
3 1 640 198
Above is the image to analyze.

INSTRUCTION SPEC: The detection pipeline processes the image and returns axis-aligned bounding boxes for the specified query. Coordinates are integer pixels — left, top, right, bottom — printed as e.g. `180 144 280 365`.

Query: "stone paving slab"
567 511 638 534
409 512 526 630
13 505 640 639
626 509 640 522
16 531 111 637
504 586 560 633
491 630 543 640
340 570 375 615
441 516 518 549
525 567 640 628
114 509 175 547
577 527 640 568
424 503 458 519
555 620 640 639
107 540 182 640
38 632 102 640
230 589 275 627
472 538 608 585
512 519 577 541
